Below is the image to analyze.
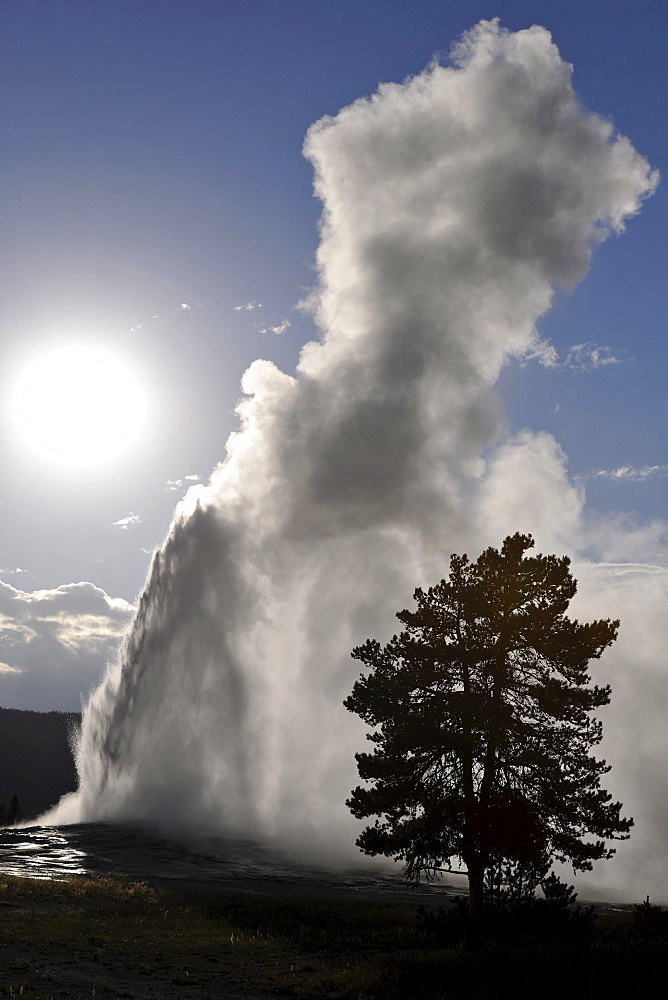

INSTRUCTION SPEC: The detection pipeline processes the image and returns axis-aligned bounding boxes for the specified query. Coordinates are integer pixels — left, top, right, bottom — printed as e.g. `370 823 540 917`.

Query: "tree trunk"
467 856 485 924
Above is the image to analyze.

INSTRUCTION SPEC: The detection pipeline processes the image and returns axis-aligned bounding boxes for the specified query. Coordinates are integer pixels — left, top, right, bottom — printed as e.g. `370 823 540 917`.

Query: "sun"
11 344 147 468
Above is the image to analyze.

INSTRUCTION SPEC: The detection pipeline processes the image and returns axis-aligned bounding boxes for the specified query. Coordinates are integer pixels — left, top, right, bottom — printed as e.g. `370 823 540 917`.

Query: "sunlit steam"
48 21 663 898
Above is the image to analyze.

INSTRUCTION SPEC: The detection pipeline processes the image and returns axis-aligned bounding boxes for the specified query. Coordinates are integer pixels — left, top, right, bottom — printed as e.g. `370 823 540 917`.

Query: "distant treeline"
0 707 80 821
0 793 24 825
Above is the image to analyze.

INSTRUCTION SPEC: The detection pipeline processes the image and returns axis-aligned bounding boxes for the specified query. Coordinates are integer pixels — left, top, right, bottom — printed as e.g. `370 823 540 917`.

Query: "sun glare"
11 345 147 468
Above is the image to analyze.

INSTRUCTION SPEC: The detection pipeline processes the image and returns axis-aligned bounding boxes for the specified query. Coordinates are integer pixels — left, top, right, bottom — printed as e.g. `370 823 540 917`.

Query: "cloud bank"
0 580 134 711
56 21 663 900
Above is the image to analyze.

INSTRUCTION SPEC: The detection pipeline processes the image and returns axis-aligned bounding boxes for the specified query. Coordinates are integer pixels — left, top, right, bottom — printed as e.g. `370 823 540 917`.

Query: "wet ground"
0 821 467 903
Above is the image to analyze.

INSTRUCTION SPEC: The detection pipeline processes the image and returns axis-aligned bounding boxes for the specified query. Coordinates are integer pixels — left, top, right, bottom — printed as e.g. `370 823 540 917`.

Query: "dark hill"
0 707 80 820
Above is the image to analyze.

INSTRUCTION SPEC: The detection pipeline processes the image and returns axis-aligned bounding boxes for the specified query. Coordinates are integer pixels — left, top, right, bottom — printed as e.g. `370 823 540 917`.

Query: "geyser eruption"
54 21 660 891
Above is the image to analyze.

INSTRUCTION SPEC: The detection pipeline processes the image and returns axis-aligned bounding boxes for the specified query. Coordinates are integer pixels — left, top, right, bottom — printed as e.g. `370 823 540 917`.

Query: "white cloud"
0 662 22 674
0 567 30 577
112 514 141 530
0 580 133 710
562 341 624 371
234 302 262 311
524 338 625 371
167 475 202 492
258 319 291 335
520 334 559 368
178 303 191 311
593 464 668 482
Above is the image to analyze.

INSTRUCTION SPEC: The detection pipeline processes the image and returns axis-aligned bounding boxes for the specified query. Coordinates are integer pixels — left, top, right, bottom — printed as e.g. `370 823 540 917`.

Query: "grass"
0 873 158 903
0 874 666 998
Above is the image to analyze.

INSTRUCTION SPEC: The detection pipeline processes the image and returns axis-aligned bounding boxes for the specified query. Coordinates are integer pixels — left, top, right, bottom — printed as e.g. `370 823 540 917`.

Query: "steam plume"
52 21 661 896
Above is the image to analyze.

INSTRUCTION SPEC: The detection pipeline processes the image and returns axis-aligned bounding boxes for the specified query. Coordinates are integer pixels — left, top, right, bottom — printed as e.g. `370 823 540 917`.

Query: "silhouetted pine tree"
345 533 632 922
7 793 23 825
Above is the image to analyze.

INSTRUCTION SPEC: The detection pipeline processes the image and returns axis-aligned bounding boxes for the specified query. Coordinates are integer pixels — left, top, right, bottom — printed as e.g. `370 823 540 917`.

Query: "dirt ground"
0 939 278 1000
0 886 294 999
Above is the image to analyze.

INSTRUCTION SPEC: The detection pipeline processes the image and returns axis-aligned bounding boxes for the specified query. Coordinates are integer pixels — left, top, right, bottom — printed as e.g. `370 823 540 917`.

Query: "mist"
49 21 662 899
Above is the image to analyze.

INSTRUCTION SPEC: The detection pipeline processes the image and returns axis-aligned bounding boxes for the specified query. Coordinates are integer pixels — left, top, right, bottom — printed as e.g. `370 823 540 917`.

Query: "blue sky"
0 0 665 710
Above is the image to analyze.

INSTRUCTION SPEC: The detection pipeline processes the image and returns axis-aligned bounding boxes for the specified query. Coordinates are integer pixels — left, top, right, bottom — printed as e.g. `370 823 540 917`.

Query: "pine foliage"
344 534 631 911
